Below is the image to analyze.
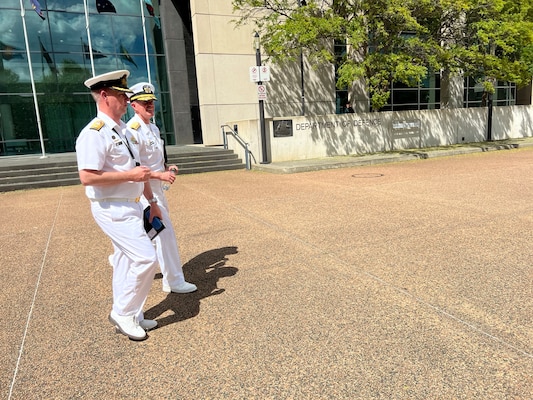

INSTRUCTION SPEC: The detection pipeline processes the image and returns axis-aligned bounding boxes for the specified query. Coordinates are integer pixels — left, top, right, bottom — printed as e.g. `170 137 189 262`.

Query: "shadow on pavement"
145 246 239 328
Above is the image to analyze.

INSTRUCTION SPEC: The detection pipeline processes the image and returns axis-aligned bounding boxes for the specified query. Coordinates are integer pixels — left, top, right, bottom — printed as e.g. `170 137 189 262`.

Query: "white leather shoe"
109 311 146 341
139 319 158 330
162 281 197 294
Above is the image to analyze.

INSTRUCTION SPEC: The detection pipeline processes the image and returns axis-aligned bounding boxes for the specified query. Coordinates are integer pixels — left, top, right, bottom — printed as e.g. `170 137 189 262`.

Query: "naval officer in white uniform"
76 70 160 341
127 82 197 294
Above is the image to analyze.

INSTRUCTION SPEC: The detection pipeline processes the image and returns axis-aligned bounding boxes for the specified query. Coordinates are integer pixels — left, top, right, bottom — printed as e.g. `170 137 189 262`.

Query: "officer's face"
103 89 129 116
131 100 155 121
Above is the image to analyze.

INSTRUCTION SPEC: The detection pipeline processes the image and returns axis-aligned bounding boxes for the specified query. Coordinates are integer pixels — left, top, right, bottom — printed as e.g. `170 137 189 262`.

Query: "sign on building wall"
390 119 421 149
273 120 293 137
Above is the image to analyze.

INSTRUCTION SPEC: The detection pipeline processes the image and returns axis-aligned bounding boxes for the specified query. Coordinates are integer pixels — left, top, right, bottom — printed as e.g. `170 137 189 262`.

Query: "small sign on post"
257 84 267 100
259 66 270 81
249 66 260 82
249 66 271 82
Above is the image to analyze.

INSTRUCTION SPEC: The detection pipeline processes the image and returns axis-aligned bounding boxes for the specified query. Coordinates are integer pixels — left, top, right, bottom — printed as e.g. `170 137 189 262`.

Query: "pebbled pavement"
1 141 532 399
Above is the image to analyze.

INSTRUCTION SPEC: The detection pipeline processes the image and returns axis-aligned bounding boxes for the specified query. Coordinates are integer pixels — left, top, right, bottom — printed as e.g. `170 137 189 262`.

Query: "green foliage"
233 0 533 110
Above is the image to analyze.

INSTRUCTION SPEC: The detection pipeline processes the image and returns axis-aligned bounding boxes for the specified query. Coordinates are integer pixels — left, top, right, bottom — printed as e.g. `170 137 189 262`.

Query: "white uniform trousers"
143 180 186 289
154 202 186 288
91 201 158 317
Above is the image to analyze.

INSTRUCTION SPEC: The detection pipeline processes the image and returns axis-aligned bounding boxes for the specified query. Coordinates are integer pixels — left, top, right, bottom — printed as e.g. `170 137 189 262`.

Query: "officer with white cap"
76 70 160 341
127 82 197 294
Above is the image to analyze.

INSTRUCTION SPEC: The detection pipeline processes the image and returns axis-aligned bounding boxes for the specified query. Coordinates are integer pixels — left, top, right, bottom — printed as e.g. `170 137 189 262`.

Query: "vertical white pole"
19 0 47 158
140 0 151 84
83 0 95 76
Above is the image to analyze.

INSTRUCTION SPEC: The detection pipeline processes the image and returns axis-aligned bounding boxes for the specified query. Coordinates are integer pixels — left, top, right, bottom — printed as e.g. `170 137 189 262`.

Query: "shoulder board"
129 134 139 145
129 121 141 130
90 119 105 131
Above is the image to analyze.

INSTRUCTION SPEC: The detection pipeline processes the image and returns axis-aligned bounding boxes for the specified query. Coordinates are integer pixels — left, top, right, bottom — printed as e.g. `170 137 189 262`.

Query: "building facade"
0 0 530 158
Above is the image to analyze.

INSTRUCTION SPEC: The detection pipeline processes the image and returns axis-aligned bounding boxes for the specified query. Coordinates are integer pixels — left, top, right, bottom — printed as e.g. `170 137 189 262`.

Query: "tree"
232 0 533 110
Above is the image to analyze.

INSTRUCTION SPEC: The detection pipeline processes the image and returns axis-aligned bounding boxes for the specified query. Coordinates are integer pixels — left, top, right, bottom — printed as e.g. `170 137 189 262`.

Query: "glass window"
1 9 26 59
381 73 441 111
0 95 40 156
3 1 20 7
49 11 89 54
0 0 169 156
393 89 418 104
157 92 175 145
426 89 440 105
334 39 348 114
464 77 515 107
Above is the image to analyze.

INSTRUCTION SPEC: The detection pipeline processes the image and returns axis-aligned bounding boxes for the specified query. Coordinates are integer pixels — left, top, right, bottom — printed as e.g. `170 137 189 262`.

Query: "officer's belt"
90 197 140 203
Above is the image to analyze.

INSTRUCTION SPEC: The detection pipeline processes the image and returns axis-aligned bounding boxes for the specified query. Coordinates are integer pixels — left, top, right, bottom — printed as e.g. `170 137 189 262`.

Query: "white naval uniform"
76 111 158 318
127 114 187 289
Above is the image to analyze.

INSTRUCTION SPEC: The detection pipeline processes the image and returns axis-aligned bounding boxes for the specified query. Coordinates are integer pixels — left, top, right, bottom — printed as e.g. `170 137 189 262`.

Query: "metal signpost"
252 32 270 163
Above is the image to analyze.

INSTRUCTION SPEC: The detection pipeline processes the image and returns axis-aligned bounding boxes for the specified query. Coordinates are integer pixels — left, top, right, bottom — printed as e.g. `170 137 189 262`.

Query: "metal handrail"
221 125 255 170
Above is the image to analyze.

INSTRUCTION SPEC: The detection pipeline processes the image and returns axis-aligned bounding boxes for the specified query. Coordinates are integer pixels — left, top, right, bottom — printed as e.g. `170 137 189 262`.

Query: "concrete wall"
224 105 533 163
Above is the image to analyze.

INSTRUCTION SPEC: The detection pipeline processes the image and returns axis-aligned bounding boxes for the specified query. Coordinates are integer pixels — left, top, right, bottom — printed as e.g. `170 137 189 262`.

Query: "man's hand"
148 202 162 222
129 166 151 182
161 169 177 184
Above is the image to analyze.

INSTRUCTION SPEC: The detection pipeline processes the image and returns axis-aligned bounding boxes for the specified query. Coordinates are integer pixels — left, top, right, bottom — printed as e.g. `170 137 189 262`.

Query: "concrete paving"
1 144 532 399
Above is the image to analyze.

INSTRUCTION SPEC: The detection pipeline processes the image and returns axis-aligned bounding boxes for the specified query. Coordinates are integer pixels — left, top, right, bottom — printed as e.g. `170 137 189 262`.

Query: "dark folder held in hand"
143 206 165 240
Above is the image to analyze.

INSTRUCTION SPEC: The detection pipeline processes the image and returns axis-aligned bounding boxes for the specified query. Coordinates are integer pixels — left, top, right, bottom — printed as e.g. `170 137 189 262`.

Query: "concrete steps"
0 146 245 192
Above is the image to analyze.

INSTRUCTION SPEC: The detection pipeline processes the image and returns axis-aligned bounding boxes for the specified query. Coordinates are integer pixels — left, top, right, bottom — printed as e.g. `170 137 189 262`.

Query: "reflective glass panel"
0 0 170 156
